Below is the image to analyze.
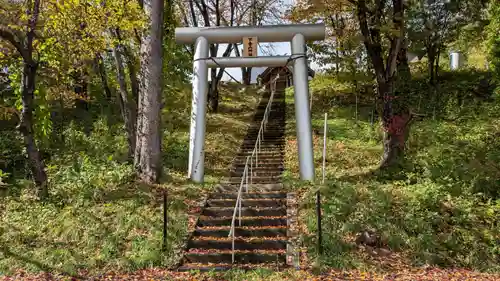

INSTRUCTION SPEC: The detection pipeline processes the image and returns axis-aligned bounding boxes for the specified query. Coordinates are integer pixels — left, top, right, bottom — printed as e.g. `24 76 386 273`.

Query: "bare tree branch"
189 0 199 27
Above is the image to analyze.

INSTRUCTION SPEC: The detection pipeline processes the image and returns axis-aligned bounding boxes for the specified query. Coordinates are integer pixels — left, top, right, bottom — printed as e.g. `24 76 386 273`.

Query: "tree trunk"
95 54 112 100
115 28 140 101
1 0 47 197
242 67 252 85
12 0 48 198
380 43 412 168
378 80 411 168
207 43 218 112
208 67 218 112
126 53 140 101
208 44 232 112
135 0 164 184
208 78 217 112
113 46 137 159
427 45 436 85
356 0 407 168
435 49 440 83
397 42 411 80
19 61 48 199
72 69 91 134
209 81 219 112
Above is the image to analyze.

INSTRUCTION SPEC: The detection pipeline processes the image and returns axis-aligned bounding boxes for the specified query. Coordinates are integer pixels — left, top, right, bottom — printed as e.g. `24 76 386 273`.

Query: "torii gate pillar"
291 33 315 180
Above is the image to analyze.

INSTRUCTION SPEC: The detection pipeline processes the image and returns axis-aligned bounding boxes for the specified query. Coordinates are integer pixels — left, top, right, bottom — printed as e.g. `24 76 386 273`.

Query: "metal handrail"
228 74 280 263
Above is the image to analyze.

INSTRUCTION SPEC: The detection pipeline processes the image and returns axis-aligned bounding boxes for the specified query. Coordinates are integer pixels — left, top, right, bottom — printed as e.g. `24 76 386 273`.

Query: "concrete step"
242 136 285 140
227 174 282 180
246 128 285 132
231 163 284 169
250 115 284 119
184 251 286 264
237 152 283 157
240 142 285 147
240 146 284 150
232 157 283 162
245 131 284 135
209 192 287 200
187 239 287 250
225 177 282 185
244 136 284 141
247 123 284 127
197 216 287 227
224 180 282 185
206 198 285 208
237 151 284 157
229 170 283 177
232 155 283 160
202 206 286 217
215 183 284 192
231 165 284 170
231 160 283 165
248 130 285 133
177 263 287 272
194 226 287 237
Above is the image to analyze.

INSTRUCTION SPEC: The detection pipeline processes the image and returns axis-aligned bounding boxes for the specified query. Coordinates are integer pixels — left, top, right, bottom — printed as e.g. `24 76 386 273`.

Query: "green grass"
283 82 500 272
0 83 260 275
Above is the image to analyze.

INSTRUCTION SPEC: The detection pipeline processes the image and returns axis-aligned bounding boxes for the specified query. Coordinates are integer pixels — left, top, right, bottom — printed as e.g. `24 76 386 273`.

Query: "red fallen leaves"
197 225 287 230
187 248 286 254
187 206 202 214
1 268 499 280
206 207 284 211
210 198 284 202
200 215 286 220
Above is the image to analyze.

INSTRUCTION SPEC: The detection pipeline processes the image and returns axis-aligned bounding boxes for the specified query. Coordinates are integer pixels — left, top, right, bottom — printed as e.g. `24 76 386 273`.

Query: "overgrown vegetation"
284 69 500 272
0 84 260 275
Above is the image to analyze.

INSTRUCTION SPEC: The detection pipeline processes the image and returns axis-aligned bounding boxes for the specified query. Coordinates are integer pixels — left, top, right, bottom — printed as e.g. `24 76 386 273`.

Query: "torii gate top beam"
175 24 326 44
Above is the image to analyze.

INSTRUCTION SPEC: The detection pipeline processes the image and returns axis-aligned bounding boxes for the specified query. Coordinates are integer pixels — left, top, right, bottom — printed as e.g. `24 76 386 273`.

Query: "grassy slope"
2 75 499 280
0 84 259 275
283 82 500 272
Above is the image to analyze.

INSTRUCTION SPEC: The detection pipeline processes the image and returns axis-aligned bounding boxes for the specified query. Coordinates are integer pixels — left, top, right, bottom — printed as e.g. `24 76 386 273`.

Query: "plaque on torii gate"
243 37 258 57
174 24 326 183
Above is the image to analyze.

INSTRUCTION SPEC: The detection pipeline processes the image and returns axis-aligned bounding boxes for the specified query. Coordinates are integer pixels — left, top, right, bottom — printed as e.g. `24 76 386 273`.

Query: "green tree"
0 0 145 196
0 0 48 198
407 0 488 84
290 0 413 168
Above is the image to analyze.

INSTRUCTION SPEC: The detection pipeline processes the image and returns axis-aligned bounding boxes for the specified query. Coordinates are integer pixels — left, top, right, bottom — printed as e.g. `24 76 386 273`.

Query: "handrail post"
232 230 235 263
255 142 259 168
322 113 328 184
256 146 259 167
238 193 242 226
250 156 253 186
258 135 261 154
245 163 249 193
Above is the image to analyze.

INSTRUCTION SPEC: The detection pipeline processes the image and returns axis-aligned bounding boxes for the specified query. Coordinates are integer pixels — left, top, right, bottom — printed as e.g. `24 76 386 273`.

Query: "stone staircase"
178 90 289 271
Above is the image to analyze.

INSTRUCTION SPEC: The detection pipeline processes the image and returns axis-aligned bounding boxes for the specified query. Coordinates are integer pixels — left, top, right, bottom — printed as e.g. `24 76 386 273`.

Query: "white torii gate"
174 24 326 183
